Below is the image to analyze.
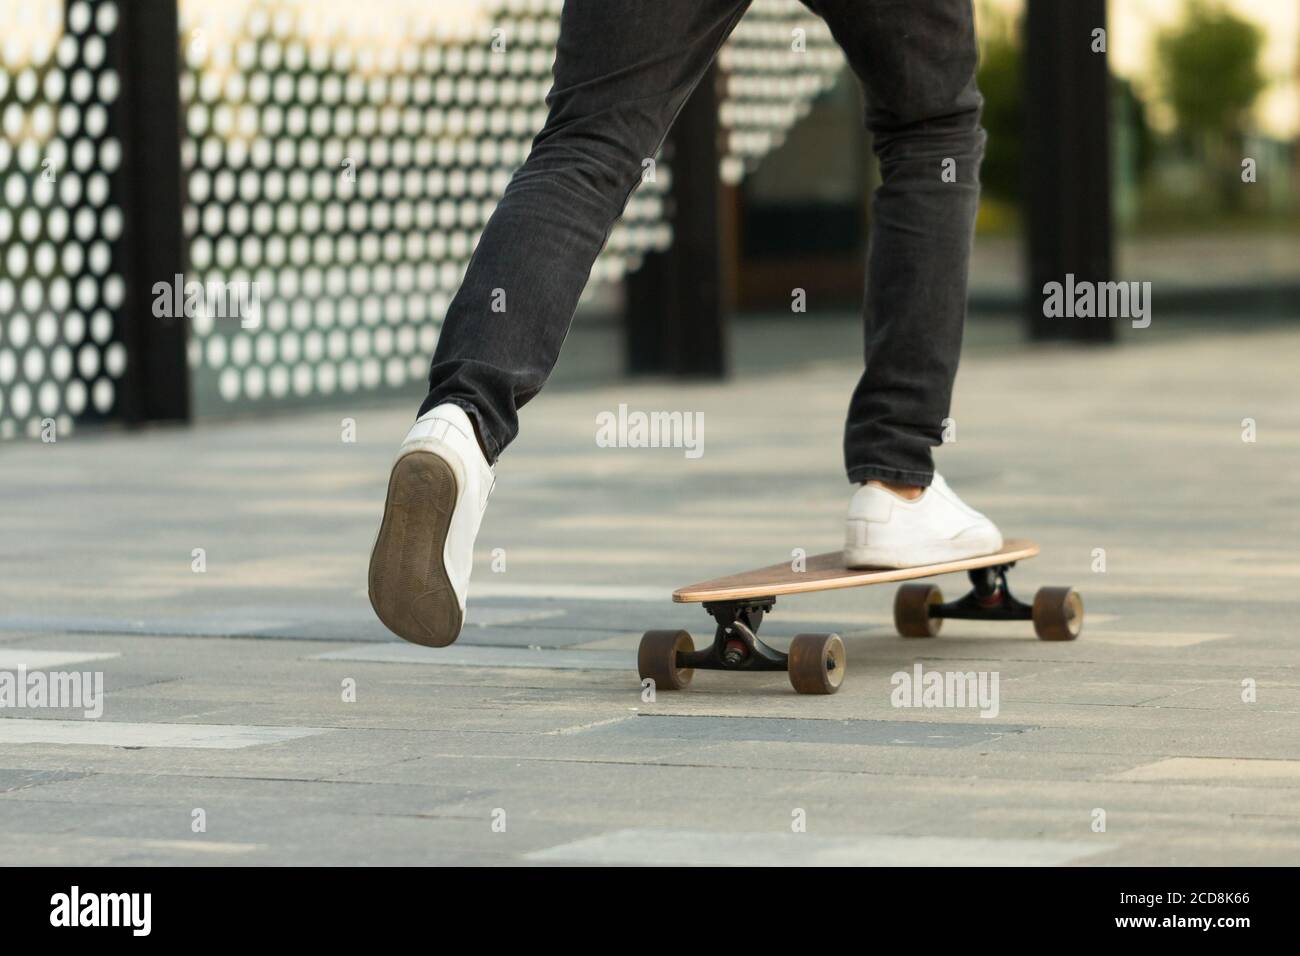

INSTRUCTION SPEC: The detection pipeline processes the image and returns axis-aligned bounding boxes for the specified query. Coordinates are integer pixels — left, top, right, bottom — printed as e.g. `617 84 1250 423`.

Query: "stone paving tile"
0 323 1297 864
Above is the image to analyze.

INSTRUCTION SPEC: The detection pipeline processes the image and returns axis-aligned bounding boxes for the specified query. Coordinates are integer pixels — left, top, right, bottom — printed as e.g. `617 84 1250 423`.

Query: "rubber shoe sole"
844 528 1002 570
368 451 463 647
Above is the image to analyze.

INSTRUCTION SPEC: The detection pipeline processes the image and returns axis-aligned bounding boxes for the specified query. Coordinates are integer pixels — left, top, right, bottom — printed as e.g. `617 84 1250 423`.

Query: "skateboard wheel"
787 633 845 695
894 583 943 638
638 630 695 691
1032 587 1083 641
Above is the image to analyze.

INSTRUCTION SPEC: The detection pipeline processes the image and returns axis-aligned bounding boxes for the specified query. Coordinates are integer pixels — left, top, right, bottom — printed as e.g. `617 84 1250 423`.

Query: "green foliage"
1113 75 1155 181
975 13 1024 204
1155 1 1265 142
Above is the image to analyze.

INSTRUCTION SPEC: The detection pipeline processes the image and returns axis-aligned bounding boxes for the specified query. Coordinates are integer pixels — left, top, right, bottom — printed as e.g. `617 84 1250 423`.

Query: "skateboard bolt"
722 640 747 666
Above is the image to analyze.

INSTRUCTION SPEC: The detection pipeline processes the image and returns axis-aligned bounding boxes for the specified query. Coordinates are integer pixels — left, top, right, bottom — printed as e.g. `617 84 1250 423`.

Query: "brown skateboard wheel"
637 629 695 691
894 583 943 637
1032 586 1083 641
787 633 846 695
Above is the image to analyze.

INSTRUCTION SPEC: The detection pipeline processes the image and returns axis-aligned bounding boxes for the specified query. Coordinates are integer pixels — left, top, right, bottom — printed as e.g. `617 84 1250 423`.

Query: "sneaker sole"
844 532 1003 570
368 450 463 647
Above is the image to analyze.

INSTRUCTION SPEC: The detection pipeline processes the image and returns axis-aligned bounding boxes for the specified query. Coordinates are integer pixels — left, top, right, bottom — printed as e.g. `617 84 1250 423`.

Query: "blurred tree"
1112 74 1156 231
1114 76 1155 182
976 12 1024 206
975 8 1152 213
1156 1 1265 206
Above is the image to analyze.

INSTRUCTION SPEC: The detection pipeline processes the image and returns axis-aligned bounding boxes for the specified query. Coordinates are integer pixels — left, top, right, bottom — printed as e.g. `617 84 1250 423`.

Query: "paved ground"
2 316 1298 865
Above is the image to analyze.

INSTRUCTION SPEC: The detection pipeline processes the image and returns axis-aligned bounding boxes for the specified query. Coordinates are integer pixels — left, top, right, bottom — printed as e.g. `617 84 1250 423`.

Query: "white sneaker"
844 474 1002 569
368 404 495 647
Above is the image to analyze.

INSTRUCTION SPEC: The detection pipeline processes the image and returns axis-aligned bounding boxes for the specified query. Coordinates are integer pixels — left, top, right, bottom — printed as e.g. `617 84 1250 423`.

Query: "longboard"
638 539 1082 696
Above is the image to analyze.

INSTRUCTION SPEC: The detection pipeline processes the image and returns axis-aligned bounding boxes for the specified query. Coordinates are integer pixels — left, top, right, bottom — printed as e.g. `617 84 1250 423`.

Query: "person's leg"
421 0 753 463
805 1 1000 568
372 0 752 647
807 0 986 488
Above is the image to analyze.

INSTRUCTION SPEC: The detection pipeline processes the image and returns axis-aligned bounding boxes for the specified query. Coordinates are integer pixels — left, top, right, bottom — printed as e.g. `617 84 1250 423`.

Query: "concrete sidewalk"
1 319 1298 865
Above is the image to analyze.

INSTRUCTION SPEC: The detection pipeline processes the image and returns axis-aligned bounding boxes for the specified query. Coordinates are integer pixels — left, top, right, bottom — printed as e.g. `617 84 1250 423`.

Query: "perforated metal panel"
720 1 841 184
177 0 845 414
0 0 126 440
0 1 844 436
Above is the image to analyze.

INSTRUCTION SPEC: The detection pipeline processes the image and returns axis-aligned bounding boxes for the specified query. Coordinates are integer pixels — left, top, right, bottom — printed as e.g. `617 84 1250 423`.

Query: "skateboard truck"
894 562 1081 641
930 564 1033 622
688 598 784 671
637 597 846 695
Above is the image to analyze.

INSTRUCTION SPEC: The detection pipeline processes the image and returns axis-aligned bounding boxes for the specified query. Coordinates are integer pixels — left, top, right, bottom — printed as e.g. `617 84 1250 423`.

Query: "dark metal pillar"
626 63 726 377
114 0 190 422
1023 0 1114 342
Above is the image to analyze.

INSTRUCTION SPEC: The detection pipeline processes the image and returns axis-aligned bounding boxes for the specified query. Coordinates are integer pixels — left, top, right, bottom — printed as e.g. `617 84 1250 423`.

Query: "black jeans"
421 0 985 487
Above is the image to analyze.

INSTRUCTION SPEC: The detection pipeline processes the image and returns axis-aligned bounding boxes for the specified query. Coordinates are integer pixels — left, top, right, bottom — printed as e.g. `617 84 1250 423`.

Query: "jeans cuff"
846 464 934 487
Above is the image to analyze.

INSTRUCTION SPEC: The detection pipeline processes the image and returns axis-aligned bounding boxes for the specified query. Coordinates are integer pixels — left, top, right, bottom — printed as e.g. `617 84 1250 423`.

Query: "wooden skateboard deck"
674 539 1040 604
639 538 1082 697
